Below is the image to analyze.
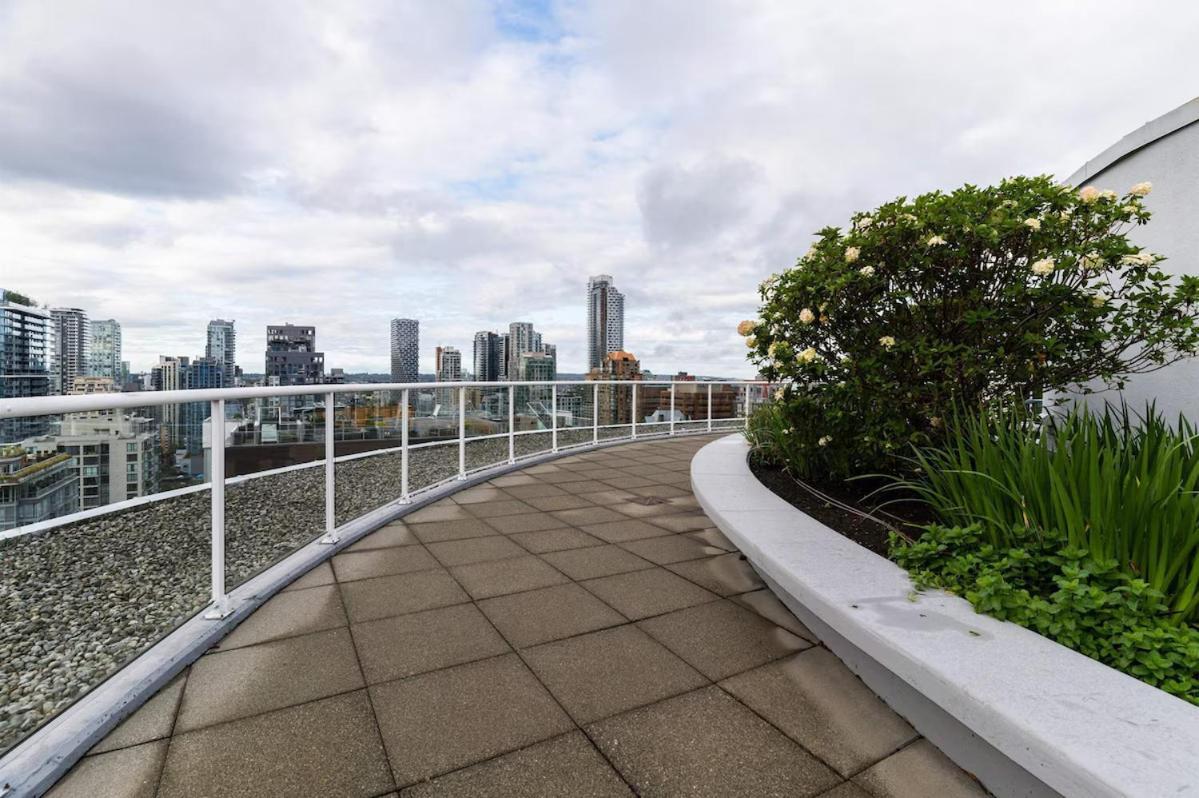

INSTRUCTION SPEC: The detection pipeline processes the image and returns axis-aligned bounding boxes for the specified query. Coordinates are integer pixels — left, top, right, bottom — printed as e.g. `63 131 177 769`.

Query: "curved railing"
0 378 768 777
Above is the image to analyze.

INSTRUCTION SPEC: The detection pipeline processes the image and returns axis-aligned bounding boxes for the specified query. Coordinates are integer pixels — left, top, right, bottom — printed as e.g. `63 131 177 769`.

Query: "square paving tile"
721 648 916 777
90 673 187 754
158 692 392 798
484 512 571 534
345 522 419 552
587 686 839 797
522 625 707 724
521 493 596 512
639 600 809 680
408 518 499 543
351 603 510 684
817 782 873 798
176 627 364 732
646 513 713 533
731 589 816 641
550 506 627 526
667 553 764 596
50 740 167 798
405 502 473 523
578 518 673 543
503 483 570 500
399 732 631 798
282 561 335 592
215 585 347 650
333 546 439 582
559 479 626 495
540 545 655 580
509 526 604 554
461 499 537 518
339 569 469 623
600 475 658 489
686 527 737 551
618 536 724 565
489 473 540 487
451 486 510 504
853 739 987 797
537 470 598 485
627 484 691 499
427 535 527 566
450 555 569 599
581 567 717 620
608 499 688 519
478 583 626 648
370 654 573 787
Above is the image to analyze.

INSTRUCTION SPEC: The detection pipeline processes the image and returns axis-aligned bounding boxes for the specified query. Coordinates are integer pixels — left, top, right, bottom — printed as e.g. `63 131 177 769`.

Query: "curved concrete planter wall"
691 434 1199 798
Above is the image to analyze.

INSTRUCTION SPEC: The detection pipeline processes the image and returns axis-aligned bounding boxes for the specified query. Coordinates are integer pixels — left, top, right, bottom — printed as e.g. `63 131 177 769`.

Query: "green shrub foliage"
742 175 1199 478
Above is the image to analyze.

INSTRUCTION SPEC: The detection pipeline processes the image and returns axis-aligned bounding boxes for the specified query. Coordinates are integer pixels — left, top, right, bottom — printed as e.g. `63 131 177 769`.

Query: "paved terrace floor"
46 435 986 798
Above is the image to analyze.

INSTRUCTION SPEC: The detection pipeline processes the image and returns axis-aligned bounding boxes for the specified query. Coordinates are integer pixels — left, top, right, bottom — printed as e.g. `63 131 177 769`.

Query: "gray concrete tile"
731 589 817 641
409 518 499 543
540 545 655 580
406 502 473 523
215 585 347 650
627 484 691 499
158 691 392 798
587 686 839 798
578 518 673 543
370 654 573 787
450 555 570 599
537 470 600 484
853 740 987 797
668 553 764 596
50 739 167 798
89 672 186 754
522 625 707 724
509 526 604 554
351 603 510 684
333 545 440 582
639 600 809 680
399 732 631 798
521 493 596 511
646 512 713 533
489 474 540 486
556 479 621 495
573 488 637 504
608 498 689 518
503 483 570 499
176 627 363 732
687 527 737 551
600 475 658 489
618 535 724 565
550 506 627 526
451 486 510 504
427 535 527 566
817 782 873 798
340 569 469 623
478 583 626 648
461 499 537 517
345 522 420 552
581 567 717 620
721 648 916 777
484 512 571 534
281 560 334 592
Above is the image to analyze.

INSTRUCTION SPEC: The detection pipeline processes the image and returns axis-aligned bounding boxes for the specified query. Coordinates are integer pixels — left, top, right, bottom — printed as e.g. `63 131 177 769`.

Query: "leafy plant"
891 403 1199 625
892 524 1199 704
740 175 1199 477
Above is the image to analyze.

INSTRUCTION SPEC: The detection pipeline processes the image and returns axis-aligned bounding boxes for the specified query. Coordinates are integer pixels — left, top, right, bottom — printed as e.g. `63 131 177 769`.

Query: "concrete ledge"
691 434 1199 798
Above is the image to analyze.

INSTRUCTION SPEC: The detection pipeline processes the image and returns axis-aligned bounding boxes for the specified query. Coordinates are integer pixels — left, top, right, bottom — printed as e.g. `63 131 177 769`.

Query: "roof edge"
1066 97 1199 185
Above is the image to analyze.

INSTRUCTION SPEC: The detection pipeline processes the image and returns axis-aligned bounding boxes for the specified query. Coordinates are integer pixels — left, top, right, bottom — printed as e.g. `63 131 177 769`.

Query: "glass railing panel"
462 385 511 472
596 382 633 440
408 440 459 493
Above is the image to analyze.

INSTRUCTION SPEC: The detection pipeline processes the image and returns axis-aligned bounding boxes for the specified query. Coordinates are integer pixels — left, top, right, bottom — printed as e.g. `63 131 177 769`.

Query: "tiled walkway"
47 435 986 797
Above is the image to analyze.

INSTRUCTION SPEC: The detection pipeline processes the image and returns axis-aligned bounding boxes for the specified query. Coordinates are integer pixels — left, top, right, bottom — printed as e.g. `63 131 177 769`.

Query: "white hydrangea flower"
858 265 875 277
1100 189 1118 200
768 341 780 358
858 216 873 230
1058 208 1073 220
878 335 896 349
926 235 946 246
799 308 816 325
1079 251 1102 271
844 247 861 263
1129 181 1153 197
797 347 821 364
1024 218 1041 231
1078 186 1100 203
773 387 785 401
817 435 832 447
1120 252 1155 266
1031 258 1056 276
1121 204 1137 214
1091 291 1110 307
745 336 757 348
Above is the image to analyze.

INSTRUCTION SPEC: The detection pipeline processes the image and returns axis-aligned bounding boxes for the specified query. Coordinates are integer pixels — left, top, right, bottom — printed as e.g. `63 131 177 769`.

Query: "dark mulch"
748 456 931 557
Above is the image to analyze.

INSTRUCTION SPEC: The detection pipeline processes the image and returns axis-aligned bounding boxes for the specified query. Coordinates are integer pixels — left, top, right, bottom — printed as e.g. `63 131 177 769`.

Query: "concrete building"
587 350 642 426
0 290 53 442
0 445 77 531
1066 99 1199 421
265 324 324 386
34 412 160 510
151 356 187 454
183 356 224 453
497 333 510 380
515 350 557 413
50 307 88 395
436 346 463 381
390 318 419 384
507 322 535 380
587 274 625 370
206 319 237 388
472 331 502 382
87 319 122 383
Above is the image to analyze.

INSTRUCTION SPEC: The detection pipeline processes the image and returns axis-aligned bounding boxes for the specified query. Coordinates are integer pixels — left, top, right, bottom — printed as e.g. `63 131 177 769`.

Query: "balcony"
0 380 986 796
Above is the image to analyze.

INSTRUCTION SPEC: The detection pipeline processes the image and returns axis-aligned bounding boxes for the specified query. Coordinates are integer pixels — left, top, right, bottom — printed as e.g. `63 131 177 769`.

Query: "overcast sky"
1 1 1194 376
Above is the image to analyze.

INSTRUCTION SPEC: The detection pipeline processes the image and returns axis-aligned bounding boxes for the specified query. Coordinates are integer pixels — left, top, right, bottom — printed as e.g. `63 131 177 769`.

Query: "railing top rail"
0 379 768 419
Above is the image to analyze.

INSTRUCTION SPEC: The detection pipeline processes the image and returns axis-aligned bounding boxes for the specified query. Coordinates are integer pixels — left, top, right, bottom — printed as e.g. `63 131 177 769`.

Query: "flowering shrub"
743 175 1199 478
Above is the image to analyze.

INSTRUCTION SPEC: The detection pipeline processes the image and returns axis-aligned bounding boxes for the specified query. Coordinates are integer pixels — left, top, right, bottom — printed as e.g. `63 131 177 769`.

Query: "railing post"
744 384 750 430
508 386 516 464
669 382 676 436
707 383 713 431
631 382 638 440
400 389 410 503
592 382 599 446
320 391 339 544
458 386 466 479
204 398 230 619
551 383 559 452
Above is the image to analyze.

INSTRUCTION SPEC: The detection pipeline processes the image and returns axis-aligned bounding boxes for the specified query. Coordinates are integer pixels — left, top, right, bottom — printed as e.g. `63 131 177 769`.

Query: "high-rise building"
473 331 501 382
87 319 122 382
497 333 511 380
587 274 625 370
515 351 556 412
38 412 160 510
0 445 78 531
586 350 642 426
182 356 224 453
265 324 324 385
390 318 419 383
507 322 535 379
0 290 53 442
437 346 463 381
151 355 187 454
206 319 237 387
50 307 89 395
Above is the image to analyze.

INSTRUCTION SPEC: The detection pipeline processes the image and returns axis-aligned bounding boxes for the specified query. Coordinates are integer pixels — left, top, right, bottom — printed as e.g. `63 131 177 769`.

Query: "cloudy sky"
0 1 1194 377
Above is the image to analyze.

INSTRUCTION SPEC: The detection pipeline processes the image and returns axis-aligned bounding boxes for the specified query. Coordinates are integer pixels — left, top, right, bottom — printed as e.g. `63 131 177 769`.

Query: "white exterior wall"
1067 99 1199 422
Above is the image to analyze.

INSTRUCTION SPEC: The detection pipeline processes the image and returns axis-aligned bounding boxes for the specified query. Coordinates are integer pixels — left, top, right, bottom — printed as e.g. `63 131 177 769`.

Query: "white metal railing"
0 379 769 619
